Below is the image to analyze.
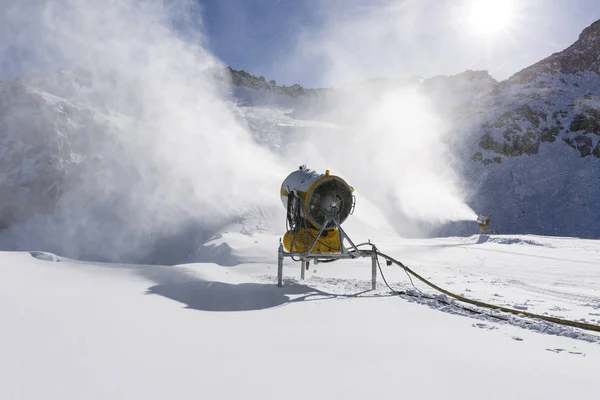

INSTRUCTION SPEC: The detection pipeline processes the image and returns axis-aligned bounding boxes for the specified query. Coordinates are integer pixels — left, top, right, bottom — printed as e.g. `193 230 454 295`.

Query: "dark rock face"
477 105 559 158
210 66 329 98
569 108 600 134
473 104 560 164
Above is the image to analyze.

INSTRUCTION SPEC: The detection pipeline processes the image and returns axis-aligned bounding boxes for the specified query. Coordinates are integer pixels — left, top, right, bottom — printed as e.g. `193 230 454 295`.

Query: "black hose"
371 248 600 333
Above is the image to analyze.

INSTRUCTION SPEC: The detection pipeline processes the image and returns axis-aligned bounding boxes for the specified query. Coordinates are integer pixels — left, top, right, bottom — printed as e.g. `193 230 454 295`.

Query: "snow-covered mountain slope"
216 18 600 240
2 234 599 399
3 20 600 263
219 20 600 239
453 20 600 238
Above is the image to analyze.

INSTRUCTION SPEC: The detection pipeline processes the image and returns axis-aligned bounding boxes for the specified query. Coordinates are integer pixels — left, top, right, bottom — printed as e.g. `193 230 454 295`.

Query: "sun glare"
466 0 515 37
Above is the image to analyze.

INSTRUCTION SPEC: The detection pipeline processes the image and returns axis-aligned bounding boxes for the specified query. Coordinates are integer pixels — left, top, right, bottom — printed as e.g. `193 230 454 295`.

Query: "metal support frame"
277 216 377 289
371 252 377 290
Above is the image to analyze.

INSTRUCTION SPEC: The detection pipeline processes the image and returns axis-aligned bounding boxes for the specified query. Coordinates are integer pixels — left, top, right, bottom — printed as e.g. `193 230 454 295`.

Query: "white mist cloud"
285 0 478 235
0 0 285 263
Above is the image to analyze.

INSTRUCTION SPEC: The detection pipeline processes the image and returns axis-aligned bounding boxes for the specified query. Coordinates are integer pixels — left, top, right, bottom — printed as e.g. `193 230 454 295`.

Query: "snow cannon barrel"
280 166 354 231
477 215 490 232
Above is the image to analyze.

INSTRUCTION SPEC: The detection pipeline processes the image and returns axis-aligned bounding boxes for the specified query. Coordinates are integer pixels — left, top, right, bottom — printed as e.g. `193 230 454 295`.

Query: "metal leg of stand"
277 242 284 287
301 260 306 280
371 253 377 290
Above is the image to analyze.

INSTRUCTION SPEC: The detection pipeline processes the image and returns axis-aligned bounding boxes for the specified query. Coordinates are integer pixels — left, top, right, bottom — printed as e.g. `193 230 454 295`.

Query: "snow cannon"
280 165 355 253
477 215 490 232
277 166 376 288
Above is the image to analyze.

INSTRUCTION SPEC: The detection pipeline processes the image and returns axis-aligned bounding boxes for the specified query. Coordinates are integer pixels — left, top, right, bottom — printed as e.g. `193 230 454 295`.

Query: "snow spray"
0 0 284 262
282 2 478 235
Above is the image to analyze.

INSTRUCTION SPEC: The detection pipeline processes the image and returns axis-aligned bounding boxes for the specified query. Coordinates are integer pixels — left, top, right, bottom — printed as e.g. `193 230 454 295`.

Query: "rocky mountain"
215 20 600 238
511 19 600 82
211 66 329 98
2 19 600 263
451 20 600 237
468 18 600 163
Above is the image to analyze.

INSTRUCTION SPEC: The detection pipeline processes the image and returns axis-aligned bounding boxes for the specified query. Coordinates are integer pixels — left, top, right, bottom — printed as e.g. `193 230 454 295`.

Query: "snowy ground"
1 233 600 399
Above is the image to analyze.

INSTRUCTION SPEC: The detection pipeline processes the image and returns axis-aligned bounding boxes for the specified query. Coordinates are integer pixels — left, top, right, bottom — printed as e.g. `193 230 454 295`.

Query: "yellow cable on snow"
374 250 600 334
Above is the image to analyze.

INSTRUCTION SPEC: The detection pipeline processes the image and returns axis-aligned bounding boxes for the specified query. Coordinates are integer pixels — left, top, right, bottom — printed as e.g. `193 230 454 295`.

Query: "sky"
2 0 600 87
198 0 600 87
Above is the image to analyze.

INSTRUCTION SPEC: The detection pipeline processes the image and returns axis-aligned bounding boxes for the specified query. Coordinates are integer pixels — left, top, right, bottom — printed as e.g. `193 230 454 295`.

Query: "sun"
465 0 516 38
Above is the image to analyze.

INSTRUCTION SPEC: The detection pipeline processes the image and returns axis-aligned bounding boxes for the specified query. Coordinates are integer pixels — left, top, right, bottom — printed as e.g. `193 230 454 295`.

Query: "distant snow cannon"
477 215 490 232
280 165 355 254
277 166 378 288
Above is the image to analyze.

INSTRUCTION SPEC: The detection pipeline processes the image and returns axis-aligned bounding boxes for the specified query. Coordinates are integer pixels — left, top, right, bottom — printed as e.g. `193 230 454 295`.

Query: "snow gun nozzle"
476 215 490 232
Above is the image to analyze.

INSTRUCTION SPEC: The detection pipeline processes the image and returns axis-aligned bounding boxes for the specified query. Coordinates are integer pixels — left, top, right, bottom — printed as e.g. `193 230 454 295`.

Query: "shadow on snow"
146 279 390 312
